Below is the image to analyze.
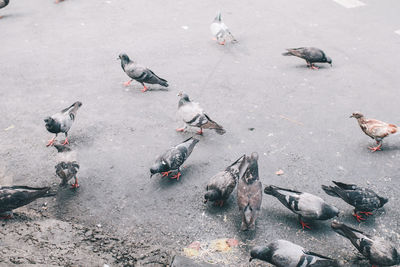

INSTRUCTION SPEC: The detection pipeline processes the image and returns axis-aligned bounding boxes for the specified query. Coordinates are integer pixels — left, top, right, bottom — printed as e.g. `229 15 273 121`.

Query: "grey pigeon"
0 186 54 219
118 53 168 92
210 12 237 45
237 152 262 231
55 161 80 188
322 181 388 222
44 101 82 147
282 47 332 69
264 185 339 230
204 154 245 207
250 239 340 267
177 92 225 135
150 137 199 180
0 0 9 19
332 221 400 266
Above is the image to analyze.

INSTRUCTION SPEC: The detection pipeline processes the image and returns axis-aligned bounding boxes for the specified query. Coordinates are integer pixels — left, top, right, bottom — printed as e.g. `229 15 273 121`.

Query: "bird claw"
161 171 172 177
175 128 185 132
70 183 79 189
46 138 56 147
141 86 148 92
359 211 373 216
214 200 224 207
197 129 203 135
368 145 382 152
0 214 12 220
310 65 319 70
170 172 181 180
123 81 131 87
62 138 69 145
353 213 366 222
300 220 311 230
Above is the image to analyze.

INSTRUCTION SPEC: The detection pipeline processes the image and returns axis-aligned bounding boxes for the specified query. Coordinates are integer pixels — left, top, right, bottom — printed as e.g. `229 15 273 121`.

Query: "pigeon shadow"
53 184 80 220
294 64 331 70
146 87 169 92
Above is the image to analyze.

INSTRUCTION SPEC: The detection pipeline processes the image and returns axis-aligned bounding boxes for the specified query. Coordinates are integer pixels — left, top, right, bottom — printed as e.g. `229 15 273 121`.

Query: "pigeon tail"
203 114 226 135
158 79 169 87
321 185 341 198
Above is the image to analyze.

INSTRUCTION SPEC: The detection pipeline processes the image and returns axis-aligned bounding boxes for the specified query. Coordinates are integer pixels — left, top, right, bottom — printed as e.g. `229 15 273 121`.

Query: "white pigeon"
210 12 237 45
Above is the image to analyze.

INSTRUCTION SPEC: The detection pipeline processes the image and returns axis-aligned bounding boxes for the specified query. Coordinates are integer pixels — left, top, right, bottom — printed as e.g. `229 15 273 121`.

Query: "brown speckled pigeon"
237 152 262 231
350 112 398 152
322 181 388 222
332 221 400 267
118 53 168 92
282 47 332 69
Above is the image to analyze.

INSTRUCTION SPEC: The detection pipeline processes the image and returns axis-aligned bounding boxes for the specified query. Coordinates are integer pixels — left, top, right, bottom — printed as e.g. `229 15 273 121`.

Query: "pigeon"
237 152 262 231
264 185 339 230
0 186 54 219
210 12 237 45
282 47 332 69
204 154 245 207
53 143 79 188
150 137 199 180
118 53 168 92
44 101 82 147
331 221 400 267
350 112 398 152
0 0 9 19
177 92 225 135
55 161 80 188
322 181 388 222
249 239 340 267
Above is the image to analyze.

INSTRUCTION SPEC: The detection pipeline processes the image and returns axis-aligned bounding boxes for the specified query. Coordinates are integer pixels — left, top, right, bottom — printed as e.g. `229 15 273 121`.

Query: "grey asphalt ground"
1 0 400 266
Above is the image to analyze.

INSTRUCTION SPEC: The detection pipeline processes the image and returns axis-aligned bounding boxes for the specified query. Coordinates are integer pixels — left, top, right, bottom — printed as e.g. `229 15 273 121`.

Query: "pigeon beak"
249 257 254 262
203 199 208 204
349 115 354 118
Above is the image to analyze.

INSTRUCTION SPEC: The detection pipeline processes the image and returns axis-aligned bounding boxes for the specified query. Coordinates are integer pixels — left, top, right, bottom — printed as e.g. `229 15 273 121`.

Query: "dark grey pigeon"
0 186 54 219
150 137 199 181
0 0 9 18
264 185 339 230
332 221 400 266
177 92 225 135
237 152 262 231
118 53 168 92
250 239 340 267
204 154 245 207
44 101 82 147
55 161 80 188
322 181 388 222
282 47 332 69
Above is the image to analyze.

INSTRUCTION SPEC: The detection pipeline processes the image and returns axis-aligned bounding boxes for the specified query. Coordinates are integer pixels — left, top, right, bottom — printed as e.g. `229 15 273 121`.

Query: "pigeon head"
249 246 272 262
350 112 364 119
213 11 222 22
177 92 190 101
150 160 169 177
204 189 220 203
44 116 54 125
118 53 131 63
320 203 340 220
326 56 332 66
378 196 389 207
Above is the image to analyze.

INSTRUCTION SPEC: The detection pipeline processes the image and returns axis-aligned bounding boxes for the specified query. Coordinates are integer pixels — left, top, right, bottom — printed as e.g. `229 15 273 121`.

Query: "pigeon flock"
0 2 399 267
